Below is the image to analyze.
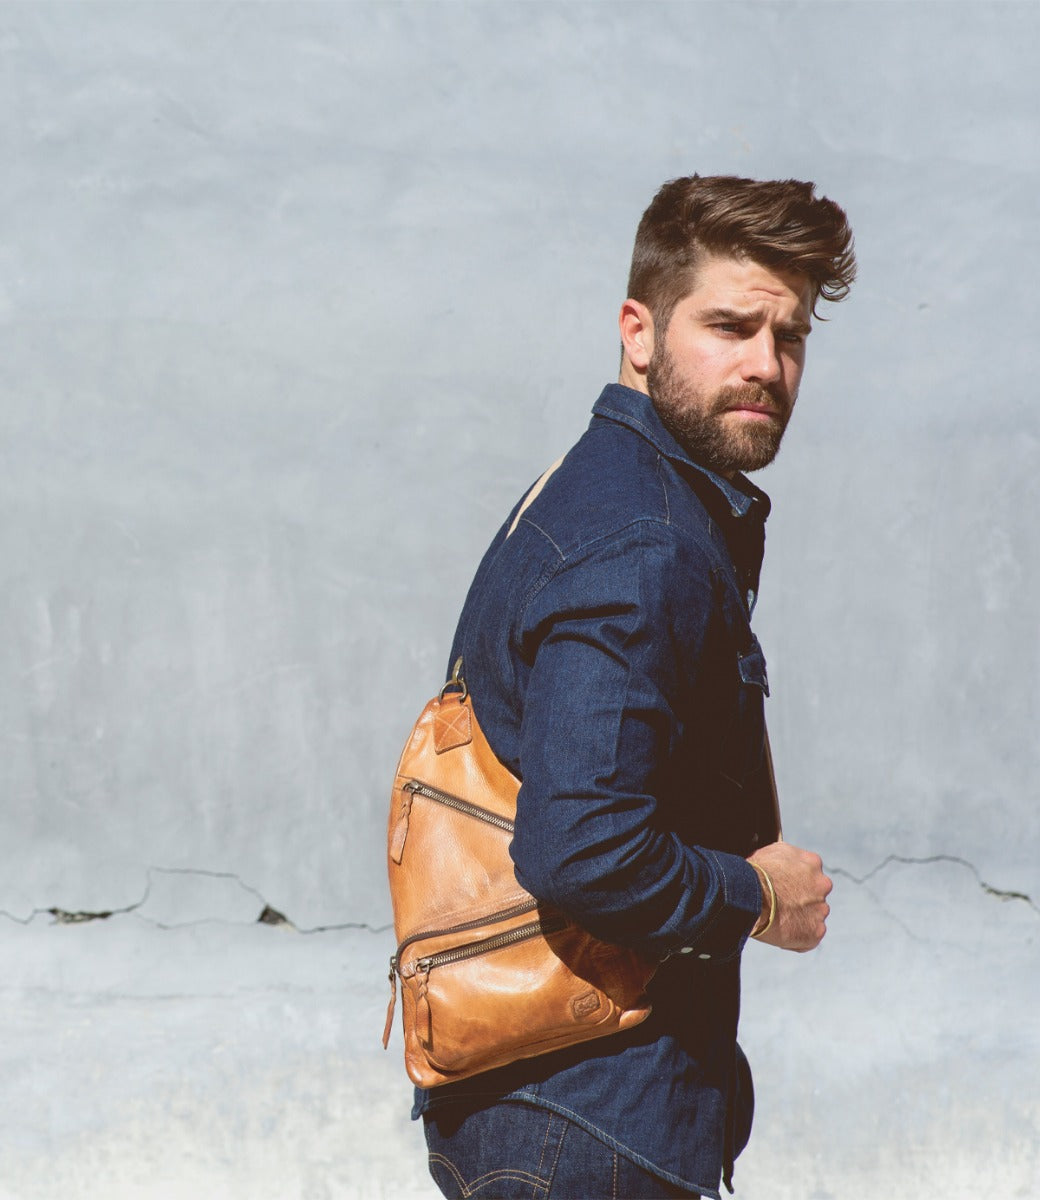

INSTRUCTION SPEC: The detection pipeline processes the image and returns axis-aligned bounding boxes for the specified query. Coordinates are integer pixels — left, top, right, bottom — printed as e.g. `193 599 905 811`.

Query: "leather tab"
434 700 472 753
389 787 414 864
382 968 397 1049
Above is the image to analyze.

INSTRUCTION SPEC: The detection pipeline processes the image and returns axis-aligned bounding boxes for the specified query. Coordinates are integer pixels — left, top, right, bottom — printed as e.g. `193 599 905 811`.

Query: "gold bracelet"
749 863 777 939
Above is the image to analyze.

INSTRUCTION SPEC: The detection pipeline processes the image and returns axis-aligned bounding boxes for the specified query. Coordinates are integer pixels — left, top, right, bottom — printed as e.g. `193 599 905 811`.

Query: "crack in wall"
830 853 1039 917
0 866 393 934
4 855 1034 934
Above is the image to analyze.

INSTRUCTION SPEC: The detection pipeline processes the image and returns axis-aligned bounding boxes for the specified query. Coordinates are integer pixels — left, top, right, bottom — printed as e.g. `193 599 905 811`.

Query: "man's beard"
647 347 792 475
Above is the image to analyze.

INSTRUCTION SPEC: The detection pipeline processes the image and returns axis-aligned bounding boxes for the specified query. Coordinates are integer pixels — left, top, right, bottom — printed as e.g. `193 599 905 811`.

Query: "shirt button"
698 953 712 961
678 946 694 955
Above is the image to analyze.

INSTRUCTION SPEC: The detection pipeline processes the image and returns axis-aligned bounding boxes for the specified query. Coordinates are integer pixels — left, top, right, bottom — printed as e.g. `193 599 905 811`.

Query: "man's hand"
747 841 832 952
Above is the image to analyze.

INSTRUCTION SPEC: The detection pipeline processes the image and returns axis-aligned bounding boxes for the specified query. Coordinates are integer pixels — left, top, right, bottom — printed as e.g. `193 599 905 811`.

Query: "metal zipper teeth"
393 898 540 969
415 913 568 973
404 779 514 834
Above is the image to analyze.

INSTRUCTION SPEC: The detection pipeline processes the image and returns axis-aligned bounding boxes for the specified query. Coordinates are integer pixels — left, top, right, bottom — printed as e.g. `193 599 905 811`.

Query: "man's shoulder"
515 419 716 563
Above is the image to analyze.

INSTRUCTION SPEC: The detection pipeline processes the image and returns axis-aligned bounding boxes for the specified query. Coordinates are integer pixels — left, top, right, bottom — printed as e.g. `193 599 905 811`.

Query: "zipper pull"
388 783 416 864
382 958 397 1049
416 960 433 1050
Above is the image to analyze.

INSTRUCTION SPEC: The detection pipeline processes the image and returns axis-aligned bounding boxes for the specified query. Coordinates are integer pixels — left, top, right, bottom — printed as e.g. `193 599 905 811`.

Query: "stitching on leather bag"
434 702 472 753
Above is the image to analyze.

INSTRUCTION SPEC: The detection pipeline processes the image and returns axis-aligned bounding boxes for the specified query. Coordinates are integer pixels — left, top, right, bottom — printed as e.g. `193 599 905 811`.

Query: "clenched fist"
747 841 832 952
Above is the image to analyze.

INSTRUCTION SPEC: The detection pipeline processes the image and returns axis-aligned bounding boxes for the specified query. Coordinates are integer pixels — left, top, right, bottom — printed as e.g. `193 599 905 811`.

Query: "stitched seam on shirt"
517 516 564 559
517 551 565 628
595 400 765 516
594 404 662 443
655 453 671 526
697 852 727 943
514 517 680 652
698 847 753 960
558 514 676 563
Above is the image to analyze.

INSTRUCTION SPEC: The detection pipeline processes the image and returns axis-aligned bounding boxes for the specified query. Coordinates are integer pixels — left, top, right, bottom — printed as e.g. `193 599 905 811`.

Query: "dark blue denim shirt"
413 384 778 1199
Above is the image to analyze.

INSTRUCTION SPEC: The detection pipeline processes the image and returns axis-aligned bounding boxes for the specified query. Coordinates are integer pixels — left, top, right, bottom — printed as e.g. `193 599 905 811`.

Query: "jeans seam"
541 1114 568 1198
429 1153 550 1198
426 1151 468 1197
535 1111 554 1184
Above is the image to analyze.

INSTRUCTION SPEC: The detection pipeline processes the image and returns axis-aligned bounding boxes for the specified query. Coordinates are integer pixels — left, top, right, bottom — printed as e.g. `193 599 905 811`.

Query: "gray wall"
1 3 1037 1197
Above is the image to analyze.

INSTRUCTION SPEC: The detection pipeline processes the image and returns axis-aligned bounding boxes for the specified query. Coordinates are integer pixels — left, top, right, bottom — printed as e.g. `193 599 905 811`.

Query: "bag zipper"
407 912 569 1050
392 897 540 970
389 778 513 864
404 779 514 832
383 899 557 1049
413 911 568 974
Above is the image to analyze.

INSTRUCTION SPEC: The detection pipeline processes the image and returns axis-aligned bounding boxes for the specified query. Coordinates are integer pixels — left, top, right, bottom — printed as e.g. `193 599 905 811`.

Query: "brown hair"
627 174 856 329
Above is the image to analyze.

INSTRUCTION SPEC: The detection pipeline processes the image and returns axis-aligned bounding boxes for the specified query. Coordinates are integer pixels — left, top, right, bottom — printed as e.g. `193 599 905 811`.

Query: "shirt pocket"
737 639 769 697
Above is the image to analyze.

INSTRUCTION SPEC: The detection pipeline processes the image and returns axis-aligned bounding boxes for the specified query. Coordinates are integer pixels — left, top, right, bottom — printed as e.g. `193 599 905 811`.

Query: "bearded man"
414 175 856 1200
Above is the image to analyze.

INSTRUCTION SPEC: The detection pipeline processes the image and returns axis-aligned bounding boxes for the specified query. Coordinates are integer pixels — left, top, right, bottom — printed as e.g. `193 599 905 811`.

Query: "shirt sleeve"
509 520 763 962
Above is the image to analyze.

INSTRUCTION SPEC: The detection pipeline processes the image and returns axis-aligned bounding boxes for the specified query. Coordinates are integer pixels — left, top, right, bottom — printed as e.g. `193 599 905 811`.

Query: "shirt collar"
591 383 771 521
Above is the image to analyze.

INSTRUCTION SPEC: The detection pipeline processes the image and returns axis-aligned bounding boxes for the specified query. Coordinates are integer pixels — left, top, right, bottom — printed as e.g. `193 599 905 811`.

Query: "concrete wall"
1 3 1037 1197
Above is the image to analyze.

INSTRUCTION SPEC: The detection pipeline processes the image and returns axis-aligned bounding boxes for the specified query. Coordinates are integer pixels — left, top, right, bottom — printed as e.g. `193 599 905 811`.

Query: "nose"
740 330 782 385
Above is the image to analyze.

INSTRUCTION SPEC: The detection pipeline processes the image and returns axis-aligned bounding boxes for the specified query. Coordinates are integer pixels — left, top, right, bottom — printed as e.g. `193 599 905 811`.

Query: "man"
416 175 856 1199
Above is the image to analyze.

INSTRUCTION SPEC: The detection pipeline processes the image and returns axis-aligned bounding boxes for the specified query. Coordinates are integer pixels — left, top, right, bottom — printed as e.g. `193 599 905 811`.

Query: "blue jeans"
423 1101 701 1199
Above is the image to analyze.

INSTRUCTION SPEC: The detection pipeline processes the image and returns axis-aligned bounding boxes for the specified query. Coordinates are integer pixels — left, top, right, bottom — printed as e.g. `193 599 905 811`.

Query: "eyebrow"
697 306 812 337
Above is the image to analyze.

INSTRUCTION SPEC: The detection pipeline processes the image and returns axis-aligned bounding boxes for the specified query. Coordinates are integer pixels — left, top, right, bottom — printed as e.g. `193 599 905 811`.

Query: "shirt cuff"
668 851 763 964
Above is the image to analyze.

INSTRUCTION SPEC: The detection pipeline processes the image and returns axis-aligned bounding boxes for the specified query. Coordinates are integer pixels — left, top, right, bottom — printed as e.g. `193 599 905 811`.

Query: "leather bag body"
383 675 657 1088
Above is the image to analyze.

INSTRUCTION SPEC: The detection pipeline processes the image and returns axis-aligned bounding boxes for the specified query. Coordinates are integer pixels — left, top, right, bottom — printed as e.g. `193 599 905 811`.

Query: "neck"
618 357 649 394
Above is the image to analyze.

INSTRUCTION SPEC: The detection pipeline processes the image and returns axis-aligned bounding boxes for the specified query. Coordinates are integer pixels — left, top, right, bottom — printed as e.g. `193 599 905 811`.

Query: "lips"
724 403 783 419
718 384 786 421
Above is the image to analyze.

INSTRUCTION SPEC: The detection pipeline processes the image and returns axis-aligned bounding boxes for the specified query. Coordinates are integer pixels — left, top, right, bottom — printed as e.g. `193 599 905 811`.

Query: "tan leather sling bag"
383 458 656 1088
382 661 657 1088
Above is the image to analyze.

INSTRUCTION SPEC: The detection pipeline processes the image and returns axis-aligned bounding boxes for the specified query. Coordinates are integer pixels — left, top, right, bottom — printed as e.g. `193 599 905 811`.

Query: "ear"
619 299 655 377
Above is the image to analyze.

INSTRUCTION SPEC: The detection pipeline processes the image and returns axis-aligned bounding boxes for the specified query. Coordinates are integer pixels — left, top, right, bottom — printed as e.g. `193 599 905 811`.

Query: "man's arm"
508 523 764 962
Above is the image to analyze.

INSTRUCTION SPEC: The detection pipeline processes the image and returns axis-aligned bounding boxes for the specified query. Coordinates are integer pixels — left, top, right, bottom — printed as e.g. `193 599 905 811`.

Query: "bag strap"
763 730 783 842
506 456 565 538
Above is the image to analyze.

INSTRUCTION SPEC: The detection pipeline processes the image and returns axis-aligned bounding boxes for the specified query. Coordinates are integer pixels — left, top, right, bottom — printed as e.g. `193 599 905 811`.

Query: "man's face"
645 255 812 474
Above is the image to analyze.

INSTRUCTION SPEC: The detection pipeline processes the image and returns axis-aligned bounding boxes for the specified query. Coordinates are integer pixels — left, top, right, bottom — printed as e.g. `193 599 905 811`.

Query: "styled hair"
627 174 856 328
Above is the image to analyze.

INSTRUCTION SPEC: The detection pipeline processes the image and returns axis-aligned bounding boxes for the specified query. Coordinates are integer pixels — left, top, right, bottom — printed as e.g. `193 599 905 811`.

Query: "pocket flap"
737 640 769 696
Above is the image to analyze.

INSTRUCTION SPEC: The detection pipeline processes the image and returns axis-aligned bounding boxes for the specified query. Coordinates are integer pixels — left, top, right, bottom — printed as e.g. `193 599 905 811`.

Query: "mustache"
716 383 790 418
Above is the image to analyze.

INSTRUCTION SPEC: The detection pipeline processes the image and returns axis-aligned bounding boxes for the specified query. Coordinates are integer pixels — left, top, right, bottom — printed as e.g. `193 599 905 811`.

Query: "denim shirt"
414 384 778 1198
